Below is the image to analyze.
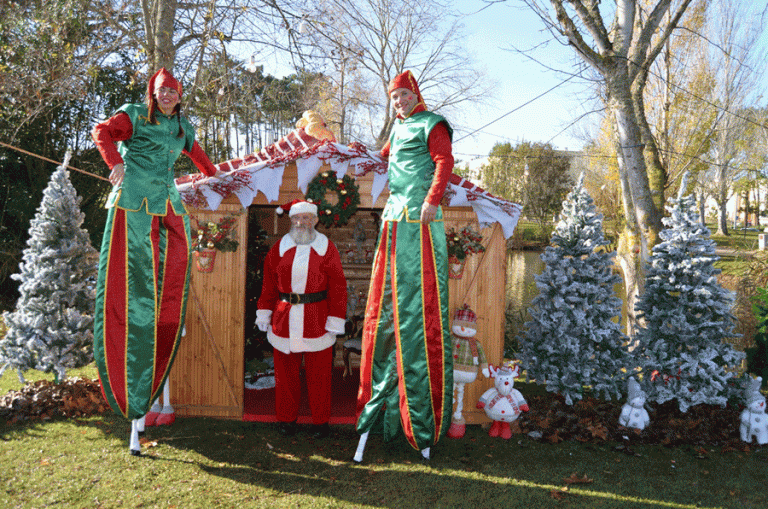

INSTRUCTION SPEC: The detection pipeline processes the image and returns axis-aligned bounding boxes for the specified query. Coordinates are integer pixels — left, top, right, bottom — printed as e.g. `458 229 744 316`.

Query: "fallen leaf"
550 489 568 500
563 473 593 485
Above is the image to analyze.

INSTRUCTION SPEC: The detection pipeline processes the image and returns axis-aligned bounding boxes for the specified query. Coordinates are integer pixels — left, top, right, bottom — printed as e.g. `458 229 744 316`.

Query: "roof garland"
175 127 522 239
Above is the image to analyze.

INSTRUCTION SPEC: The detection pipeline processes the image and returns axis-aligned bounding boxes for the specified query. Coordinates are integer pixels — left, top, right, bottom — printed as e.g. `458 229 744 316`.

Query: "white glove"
256 319 269 333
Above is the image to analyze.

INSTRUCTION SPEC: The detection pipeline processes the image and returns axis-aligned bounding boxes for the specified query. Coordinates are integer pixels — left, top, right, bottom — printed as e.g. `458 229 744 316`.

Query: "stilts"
353 431 430 462
129 415 146 456
353 431 369 463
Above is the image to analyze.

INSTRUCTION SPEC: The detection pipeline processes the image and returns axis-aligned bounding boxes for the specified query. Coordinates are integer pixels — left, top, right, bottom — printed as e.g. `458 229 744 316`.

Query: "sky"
254 0 768 166
448 0 595 163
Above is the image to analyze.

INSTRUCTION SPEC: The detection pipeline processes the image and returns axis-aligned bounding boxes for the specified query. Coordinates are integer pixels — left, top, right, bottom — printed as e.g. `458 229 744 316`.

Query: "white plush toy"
740 376 768 446
619 377 650 431
476 364 528 439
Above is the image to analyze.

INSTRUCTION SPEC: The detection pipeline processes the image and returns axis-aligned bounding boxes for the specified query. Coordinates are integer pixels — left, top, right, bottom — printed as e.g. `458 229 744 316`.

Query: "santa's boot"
447 418 466 439
353 431 369 463
488 420 502 437
500 421 512 439
155 379 175 426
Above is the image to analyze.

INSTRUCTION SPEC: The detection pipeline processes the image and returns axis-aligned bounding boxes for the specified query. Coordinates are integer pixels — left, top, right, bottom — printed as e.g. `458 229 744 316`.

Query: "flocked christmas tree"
634 173 743 413
0 151 98 383
519 174 629 405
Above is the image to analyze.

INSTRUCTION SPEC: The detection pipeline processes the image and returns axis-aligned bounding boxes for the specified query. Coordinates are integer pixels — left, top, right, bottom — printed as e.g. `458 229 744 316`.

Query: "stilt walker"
92 68 225 455
355 70 454 462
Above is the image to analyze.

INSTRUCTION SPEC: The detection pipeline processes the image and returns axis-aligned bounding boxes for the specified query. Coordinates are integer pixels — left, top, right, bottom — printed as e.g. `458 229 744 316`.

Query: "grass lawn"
2 367 767 509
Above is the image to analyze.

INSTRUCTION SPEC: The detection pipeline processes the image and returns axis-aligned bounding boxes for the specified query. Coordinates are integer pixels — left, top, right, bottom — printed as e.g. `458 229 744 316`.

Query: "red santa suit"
256 229 347 425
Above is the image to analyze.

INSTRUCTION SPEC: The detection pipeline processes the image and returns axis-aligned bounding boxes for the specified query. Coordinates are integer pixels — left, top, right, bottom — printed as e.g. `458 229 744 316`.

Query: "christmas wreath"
305 171 360 228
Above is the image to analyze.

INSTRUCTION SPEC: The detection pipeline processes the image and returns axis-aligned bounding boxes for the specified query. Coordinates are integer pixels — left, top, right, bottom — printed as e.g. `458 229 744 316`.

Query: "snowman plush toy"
447 305 489 439
619 377 650 431
740 376 768 446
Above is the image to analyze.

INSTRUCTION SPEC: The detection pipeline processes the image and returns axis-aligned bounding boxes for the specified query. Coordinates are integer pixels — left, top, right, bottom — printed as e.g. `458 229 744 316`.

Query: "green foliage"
479 141 573 227
746 287 768 389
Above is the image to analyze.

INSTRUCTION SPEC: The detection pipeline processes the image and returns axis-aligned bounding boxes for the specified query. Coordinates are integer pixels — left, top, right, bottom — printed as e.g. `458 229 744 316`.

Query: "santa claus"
256 199 347 439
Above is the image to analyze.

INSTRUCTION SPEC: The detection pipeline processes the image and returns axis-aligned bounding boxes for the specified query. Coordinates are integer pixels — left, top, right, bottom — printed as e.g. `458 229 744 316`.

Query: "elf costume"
91 68 217 420
356 70 454 452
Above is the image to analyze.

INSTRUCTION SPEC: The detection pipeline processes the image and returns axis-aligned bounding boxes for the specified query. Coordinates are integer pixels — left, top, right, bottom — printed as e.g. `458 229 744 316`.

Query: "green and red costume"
356 71 454 451
91 68 217 419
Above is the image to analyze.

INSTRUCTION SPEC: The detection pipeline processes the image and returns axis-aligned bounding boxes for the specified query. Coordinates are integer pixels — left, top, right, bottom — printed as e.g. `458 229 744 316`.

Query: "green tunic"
106 103 196 215
356 111 454 451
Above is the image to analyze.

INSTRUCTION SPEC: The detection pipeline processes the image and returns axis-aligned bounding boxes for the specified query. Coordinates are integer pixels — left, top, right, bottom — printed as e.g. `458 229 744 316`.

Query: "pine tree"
0 152 98 383
634 173 743 413
519 174 629 405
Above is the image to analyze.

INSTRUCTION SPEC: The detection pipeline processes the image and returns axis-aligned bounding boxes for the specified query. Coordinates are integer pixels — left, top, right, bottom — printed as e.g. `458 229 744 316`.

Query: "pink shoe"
447 421 466 439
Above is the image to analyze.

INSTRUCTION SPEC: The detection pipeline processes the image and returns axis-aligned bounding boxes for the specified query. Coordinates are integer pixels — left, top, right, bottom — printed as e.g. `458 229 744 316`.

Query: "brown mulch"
0 379 752 450
0 377 110 424
515 392 749 450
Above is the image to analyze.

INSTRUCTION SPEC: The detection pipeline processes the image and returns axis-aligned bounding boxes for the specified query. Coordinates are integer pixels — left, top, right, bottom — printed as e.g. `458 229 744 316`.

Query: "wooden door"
170 201 246 419
444 208 507 424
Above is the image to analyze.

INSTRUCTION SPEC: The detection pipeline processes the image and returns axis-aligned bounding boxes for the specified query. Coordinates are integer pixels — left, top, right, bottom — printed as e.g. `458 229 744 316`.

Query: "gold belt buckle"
290 293 301 305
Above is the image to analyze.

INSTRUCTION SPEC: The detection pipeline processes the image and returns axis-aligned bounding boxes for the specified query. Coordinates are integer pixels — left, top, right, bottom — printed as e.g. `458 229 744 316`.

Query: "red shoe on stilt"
447 420 466 439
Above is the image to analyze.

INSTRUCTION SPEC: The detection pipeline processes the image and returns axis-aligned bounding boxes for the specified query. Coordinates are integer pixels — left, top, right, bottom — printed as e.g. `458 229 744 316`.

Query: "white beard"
290 225 317 245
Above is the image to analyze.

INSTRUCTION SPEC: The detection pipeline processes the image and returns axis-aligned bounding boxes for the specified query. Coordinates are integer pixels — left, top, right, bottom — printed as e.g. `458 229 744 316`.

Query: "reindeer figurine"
476 364 528 439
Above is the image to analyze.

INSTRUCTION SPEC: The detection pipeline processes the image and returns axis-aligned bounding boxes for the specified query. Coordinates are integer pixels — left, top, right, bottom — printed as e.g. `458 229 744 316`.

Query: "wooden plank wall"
170 163 508 423
170 201 247 419
444 208 507 425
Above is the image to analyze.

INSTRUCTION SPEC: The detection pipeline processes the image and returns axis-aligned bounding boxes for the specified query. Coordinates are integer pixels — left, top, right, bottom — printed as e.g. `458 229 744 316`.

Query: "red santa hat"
387 70 426 112
148 67 183 98
276 199 318 217
453 304 477 329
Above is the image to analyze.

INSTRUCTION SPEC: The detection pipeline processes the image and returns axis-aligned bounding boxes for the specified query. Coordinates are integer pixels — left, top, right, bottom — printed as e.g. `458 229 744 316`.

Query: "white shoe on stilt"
420 447 430 461
353 431 369 463
130 419 142 456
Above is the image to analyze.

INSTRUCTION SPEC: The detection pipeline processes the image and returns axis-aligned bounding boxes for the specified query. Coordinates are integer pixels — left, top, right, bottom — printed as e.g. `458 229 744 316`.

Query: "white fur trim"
289 201 318 216
267 330 336 354
326 316 346 335
279 232 328 257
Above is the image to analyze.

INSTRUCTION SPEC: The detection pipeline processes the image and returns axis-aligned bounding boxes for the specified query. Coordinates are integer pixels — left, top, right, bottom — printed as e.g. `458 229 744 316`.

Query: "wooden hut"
169 136 519 425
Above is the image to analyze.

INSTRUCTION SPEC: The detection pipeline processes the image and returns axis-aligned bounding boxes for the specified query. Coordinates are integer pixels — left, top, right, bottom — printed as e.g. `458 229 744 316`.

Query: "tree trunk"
154 0 177 71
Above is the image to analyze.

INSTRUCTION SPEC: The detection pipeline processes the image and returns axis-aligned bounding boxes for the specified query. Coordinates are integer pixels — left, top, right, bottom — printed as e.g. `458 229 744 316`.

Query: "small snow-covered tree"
635 173 743 413
0 152 98 383
520 174 630 405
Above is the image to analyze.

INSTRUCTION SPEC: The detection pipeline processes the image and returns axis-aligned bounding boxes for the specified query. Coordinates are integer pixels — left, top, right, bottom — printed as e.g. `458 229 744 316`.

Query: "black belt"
279 290 327 305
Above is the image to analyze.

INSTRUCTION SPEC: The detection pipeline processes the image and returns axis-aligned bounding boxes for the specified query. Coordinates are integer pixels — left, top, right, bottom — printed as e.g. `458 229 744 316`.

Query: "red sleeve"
91 112 133 170
425 122 454 206
182 140 217 177
379 140 390 159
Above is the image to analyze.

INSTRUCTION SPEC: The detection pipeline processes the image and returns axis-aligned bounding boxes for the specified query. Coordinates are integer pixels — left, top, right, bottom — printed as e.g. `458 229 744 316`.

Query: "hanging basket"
448 255 466 279
195 249 217 273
